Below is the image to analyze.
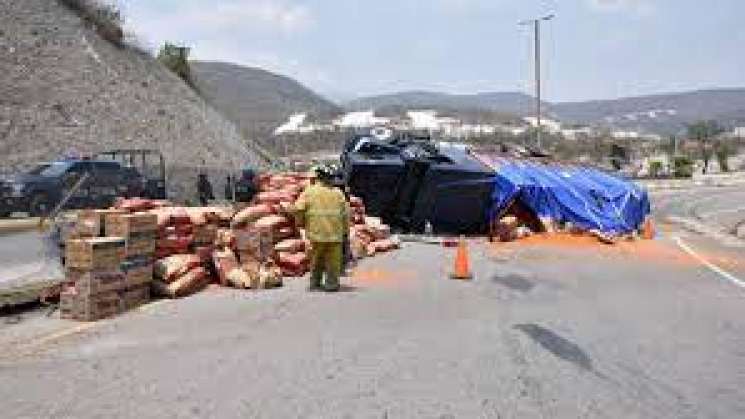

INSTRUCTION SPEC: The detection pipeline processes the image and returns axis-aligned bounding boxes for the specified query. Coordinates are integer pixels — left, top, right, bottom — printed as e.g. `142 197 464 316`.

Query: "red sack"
154 254 202 282
114 197 161 212
194 245 214 264
350 196 364 208
256 191 295 206
157 235 193 250
155 267 208 298
277 252 309 277
274 238 305 253
212 248 239 286
232 204 274 226
255 215 291 231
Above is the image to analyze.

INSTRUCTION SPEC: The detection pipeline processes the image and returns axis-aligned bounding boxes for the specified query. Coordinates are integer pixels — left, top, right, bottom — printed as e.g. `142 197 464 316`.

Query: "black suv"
0 159 145 217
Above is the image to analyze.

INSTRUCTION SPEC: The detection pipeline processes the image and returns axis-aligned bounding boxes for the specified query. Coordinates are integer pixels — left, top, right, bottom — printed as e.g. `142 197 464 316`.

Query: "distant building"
274 113 307 135
561 126 594 141
523 117 562 134
333 111 390 128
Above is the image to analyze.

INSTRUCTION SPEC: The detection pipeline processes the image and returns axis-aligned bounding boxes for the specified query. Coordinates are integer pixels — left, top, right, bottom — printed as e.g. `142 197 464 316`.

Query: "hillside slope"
347 91 539 118
552 88 745 134
0 0 268 200
190 62 341 144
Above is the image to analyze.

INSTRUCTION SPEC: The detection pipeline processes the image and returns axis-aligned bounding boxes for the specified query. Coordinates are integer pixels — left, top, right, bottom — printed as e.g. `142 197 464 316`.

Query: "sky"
116 0 745 103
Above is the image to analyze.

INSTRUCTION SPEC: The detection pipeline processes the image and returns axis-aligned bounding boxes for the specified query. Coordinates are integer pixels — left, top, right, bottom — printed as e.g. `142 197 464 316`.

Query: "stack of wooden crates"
61 210 157 321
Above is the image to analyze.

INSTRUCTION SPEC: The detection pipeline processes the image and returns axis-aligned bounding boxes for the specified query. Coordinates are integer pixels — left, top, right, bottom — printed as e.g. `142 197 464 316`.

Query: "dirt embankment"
0 0 269 201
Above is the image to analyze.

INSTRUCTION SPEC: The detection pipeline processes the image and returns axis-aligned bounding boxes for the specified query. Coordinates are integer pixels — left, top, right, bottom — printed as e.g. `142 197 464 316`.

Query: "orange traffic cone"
450 236 473 280
642 218 656 240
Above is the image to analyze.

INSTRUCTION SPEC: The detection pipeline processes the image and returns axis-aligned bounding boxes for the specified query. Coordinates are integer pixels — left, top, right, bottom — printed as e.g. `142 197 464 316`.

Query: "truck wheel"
29 194 50 217
0 211 9 218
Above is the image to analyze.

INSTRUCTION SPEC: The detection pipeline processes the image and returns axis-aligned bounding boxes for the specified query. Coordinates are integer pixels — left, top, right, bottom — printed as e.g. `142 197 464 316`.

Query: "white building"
732 127 745 138
523 117 562 134
273 113 307 135
561 126 594 141
333 111 390 128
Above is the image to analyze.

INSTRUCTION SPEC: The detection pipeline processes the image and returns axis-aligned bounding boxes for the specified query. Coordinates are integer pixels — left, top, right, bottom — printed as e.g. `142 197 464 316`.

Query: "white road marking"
700 205 745 216
674 236 745 289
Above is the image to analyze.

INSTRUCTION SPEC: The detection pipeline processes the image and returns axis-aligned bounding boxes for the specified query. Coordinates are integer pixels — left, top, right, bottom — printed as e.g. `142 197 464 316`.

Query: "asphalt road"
0 229 62 289
2 188 745 418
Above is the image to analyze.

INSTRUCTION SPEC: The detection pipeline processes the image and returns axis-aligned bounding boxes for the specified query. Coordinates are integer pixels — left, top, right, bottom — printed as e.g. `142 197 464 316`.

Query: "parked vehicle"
0 159 144 217
96 149 167 199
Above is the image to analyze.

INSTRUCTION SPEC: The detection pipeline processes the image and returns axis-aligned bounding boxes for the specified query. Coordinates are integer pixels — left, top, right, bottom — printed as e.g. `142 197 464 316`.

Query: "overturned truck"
341 135 651 236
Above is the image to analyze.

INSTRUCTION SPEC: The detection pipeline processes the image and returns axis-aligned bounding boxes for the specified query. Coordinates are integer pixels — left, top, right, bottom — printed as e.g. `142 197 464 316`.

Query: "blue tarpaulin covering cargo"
479 156 651 235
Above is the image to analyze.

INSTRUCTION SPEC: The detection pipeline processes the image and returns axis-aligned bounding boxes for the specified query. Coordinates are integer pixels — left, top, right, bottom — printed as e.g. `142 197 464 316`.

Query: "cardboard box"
65 269 126 296
65 238 126 270
105 212 158 238
60 288 123 321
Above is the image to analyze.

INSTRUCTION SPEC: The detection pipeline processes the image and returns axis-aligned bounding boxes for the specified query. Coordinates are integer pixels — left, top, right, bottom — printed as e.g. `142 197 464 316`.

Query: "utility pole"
520 14 554 150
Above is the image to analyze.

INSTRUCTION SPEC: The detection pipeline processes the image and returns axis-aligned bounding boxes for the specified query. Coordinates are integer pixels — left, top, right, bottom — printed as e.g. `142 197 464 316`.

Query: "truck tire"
0 211 10 218
29 194 50 217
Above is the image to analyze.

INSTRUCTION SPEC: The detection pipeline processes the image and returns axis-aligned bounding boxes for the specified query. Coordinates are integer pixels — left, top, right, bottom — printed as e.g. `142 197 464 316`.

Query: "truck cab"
0 159 142 217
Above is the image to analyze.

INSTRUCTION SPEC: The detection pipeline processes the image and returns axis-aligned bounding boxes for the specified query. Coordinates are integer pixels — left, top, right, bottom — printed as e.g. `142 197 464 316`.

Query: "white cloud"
587 0 656 16
123 0 313 39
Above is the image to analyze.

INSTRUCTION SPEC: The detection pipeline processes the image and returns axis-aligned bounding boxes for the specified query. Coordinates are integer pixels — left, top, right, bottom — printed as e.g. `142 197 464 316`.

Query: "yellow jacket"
293 183 350 243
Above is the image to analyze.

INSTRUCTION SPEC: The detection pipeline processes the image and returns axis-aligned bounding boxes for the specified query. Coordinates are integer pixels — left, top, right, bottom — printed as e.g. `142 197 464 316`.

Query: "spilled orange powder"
491 233 698 267
350 268 417 286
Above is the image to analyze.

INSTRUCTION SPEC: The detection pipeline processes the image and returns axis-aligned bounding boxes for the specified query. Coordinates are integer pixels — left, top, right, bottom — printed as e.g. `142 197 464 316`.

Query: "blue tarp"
487 158 650 235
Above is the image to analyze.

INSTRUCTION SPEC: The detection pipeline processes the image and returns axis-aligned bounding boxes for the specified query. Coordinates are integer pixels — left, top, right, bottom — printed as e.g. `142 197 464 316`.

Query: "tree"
715 141 732 172
649 160 663 178
687 120 724 174
157 43 192 84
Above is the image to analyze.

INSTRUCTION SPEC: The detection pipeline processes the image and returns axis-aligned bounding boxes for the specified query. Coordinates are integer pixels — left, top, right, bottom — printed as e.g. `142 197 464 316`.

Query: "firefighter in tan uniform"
292 166 350 292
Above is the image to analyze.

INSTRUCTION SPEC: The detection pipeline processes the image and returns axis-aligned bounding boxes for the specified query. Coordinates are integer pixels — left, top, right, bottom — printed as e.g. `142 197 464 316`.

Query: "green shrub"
673 156 694 178
716 144 731 172
58 0 124 47
649 160 663 178
158 43 192 84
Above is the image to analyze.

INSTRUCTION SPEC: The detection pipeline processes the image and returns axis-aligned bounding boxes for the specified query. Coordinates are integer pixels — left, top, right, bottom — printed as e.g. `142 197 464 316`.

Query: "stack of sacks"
152 254 208 298
149 207 194 259
220 203 283 289
349 215 400 259
112 197 171 213
250 172 311 277
187 206 233 264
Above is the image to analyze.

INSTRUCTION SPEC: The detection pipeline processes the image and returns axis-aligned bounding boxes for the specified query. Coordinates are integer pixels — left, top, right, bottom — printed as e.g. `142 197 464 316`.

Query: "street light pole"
520 14 554 150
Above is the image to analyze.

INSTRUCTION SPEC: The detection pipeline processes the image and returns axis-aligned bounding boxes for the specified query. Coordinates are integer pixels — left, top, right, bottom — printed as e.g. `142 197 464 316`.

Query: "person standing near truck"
197 171 214 206
291 165 349 292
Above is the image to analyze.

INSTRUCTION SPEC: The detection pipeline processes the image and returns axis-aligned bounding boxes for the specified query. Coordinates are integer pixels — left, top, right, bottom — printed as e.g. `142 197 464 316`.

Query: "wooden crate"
76 209 127 238
60 289 123 321
121 284 150 310
125 232 156 258
65 269 126 296
65 238 126 270
121 258 153 288
105 212 157 238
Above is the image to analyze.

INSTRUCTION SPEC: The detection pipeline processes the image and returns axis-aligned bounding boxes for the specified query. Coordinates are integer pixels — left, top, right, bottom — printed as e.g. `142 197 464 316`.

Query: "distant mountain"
349 88 745 135
347 90 542 117
551 88 745 135
190 62 342 140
